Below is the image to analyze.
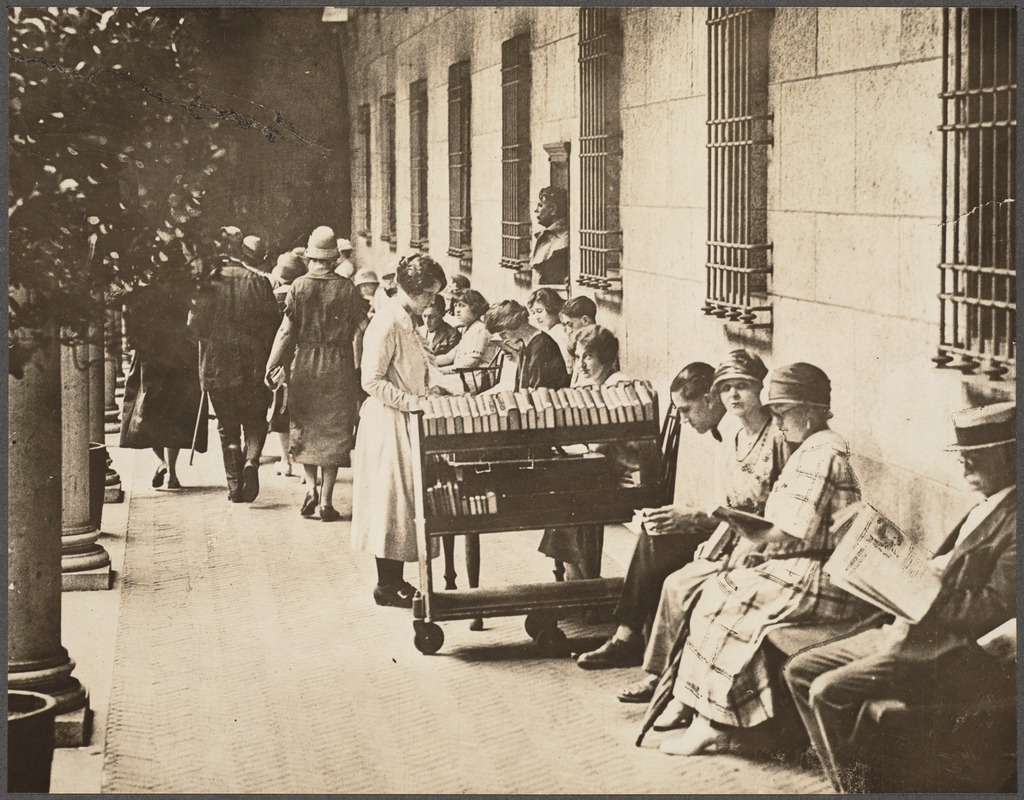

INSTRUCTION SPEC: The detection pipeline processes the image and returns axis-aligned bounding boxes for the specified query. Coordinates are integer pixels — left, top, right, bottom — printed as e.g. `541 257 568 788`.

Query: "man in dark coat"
188 226 281 502
784 401 1017 792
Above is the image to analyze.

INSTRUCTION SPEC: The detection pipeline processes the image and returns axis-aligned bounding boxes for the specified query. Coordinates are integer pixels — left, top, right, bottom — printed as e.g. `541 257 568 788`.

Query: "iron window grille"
500 33 532 271
380 93 397 250
578 8 623 293
409 79 429 251
448 60 472 261
355 104 372 243
934 7 1016 380
703 8 773 329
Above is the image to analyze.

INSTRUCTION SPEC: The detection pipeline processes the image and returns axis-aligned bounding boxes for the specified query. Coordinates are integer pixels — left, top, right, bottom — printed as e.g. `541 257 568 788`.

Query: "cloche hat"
272 253 307 285
215 225 243 258
944 402 1016 451
305 226 339 261
710 349 769 395
763 362 831 409
353 268 379 287
242 235 265 261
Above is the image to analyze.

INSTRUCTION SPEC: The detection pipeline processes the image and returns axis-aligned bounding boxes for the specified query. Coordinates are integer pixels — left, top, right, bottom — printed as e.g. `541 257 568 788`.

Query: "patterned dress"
671 428 874 728
643 419 787 675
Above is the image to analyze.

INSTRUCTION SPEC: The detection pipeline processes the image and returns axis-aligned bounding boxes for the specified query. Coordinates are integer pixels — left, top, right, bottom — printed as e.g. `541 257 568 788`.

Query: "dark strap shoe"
576 636 644 670
373 581 416 609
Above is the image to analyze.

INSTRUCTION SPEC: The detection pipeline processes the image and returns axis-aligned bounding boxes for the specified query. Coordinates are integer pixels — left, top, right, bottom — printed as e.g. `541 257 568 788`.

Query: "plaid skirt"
672 556 872 728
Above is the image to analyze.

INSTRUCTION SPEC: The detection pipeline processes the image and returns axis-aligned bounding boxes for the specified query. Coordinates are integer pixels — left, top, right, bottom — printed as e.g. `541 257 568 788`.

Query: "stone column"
96 299 123 502
9 320 92 746
103 302 121 433
61 339 112 590
88 327 104 443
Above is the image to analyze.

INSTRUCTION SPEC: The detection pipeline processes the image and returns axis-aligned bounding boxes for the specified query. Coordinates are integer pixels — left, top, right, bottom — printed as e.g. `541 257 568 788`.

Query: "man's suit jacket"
895 487 1016 661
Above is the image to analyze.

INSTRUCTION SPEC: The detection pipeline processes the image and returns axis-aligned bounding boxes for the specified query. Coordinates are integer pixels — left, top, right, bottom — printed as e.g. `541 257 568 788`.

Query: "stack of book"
425 481 499 518
421 380 656 436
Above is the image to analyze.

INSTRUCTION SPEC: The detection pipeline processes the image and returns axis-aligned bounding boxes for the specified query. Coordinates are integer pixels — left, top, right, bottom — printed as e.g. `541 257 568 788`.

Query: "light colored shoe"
653 698 693 731
658 718 730 756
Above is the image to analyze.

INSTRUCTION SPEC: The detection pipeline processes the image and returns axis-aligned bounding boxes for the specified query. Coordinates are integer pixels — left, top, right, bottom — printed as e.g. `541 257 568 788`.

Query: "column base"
104 485 124 504
56 697 94 748
62 531 112 590
63 564 112 591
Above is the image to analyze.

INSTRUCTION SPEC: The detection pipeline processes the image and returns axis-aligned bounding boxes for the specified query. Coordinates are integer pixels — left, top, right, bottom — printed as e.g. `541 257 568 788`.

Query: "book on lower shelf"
824 501 942 623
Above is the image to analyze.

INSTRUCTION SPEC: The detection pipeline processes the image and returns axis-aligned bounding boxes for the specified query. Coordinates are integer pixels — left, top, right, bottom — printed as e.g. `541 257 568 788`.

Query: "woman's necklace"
734 416 771 462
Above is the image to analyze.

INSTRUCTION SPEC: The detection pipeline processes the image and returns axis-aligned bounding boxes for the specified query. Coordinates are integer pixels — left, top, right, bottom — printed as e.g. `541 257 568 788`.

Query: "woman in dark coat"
119 275 207 489
266 227 362 522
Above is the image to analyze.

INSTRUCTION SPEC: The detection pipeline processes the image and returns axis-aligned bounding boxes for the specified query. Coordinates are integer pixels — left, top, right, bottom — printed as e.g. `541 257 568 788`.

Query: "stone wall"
339 7 1013 546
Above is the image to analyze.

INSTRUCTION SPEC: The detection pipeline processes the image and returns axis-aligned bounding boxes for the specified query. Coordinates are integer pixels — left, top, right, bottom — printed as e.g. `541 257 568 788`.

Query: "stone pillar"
95 300 123 502
9 321 92 746
61 340 112 591
89 337 105 444
103 303 121 434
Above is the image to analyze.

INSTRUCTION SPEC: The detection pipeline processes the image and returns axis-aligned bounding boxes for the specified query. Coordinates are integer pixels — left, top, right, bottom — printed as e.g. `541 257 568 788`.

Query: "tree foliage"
8 7 228 376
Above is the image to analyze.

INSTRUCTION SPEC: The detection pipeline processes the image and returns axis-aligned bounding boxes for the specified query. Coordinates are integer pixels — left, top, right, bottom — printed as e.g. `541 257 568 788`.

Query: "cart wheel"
469 617 484 632
413 621 444 655
524 613 551 639
535 625 569 657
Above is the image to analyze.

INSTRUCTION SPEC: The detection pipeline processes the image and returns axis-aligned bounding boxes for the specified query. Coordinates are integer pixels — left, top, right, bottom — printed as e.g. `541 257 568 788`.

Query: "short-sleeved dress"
351 296 439 562
285 273 360 466
671 428 874 728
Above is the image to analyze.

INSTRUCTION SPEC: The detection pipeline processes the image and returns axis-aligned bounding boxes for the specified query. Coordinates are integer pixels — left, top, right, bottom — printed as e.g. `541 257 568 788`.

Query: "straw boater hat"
710 350 769 395
762 363 831 409
944 402 1016 451
305 226 339 261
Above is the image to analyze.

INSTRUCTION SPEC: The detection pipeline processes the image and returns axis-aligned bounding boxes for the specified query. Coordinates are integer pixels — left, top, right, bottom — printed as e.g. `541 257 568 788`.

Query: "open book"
824 502 942 623
711 506 776 546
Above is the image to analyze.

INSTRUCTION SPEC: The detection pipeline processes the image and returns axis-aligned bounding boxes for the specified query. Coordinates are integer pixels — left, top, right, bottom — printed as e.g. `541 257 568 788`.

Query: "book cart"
409 382 663 655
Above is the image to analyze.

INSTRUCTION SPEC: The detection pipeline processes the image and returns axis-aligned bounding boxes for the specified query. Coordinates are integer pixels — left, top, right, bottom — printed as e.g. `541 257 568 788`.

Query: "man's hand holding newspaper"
824 502 942 623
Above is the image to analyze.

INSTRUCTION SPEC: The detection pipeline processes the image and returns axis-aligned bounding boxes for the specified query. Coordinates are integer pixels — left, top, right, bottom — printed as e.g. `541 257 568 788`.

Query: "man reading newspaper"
784 402 1016 792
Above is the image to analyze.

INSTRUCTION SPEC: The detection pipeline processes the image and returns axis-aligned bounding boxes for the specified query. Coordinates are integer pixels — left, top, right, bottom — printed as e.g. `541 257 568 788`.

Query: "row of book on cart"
420 380 657 436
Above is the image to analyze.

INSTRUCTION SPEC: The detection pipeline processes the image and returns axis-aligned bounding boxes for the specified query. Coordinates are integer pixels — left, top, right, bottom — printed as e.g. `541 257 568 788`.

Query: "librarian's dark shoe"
300 489 319 517
577 636 644 670
617 673 658 704
152 464 167 488
373 582 415 609
240 462 260 502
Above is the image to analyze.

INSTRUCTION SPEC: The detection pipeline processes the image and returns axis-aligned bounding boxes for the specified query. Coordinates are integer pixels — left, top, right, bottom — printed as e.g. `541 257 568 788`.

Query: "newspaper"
824 502 942 623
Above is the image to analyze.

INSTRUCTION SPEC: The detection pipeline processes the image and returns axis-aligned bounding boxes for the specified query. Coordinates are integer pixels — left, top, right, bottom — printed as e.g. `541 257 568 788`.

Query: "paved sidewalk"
55 428 829 794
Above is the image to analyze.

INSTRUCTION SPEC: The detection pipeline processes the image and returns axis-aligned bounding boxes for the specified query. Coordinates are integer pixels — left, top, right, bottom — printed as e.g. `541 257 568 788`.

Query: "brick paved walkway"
98 433 829 793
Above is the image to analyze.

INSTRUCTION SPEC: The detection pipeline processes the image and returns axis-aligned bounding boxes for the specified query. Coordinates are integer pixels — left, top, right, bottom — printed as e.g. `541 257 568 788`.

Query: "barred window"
935 8 1016 380
355 104 371 243
448 60 472 262
500 33 532 271
579 8 623 292
704 8 773 329
380 93 397 249
409 79 429 250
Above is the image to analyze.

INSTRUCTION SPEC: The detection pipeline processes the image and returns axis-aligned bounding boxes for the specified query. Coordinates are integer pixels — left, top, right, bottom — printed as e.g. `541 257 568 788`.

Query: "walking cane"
189 391 208 466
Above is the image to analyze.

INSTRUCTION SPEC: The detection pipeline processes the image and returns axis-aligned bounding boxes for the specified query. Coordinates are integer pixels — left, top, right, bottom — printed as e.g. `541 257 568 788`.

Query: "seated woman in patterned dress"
658 363 874 756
